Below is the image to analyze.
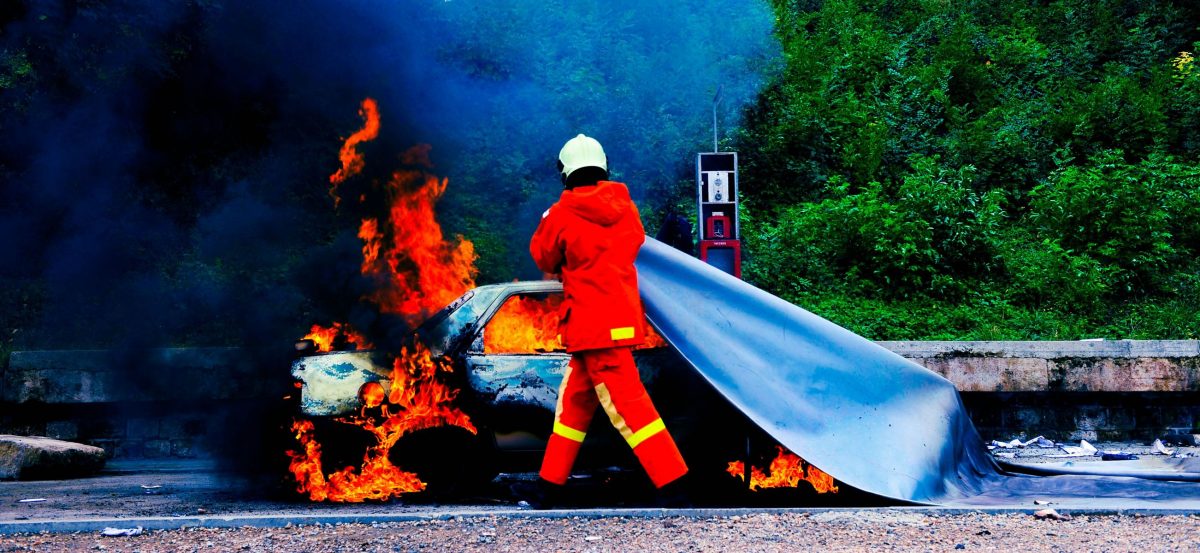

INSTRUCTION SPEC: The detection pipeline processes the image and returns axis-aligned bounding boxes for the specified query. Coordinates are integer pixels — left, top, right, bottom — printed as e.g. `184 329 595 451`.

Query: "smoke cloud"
1 3 777 476
0 0 778 352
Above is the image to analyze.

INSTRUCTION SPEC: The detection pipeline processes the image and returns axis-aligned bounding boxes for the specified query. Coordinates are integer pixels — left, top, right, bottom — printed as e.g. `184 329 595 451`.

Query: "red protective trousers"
539 347 688 488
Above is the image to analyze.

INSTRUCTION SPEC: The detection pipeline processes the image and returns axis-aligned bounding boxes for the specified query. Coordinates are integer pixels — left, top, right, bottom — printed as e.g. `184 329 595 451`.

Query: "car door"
462 290 571 413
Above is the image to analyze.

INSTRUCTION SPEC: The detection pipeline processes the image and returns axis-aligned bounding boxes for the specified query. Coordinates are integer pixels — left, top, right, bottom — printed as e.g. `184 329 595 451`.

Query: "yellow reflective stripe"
594 383 633 441
552 421 586 442
610 326 635 340
627 418 667 449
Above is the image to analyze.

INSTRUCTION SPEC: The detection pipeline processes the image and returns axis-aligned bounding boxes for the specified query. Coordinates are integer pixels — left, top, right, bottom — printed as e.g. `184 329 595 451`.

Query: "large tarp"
635 237 1200 505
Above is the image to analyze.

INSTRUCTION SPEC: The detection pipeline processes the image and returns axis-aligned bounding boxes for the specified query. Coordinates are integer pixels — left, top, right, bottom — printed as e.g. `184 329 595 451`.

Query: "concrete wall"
878 340 1200 392
877 340 1200 441
1 341 1197 457
0 348 290 459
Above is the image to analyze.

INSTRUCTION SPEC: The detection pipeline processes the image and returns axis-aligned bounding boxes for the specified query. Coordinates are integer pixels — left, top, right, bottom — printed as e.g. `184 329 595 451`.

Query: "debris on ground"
988 438 1200 466
988 435 1049 449
99 526 143 537
1057 440 1098 457
1033 508 1071 521
0 435 107 480
1152 439 1175 456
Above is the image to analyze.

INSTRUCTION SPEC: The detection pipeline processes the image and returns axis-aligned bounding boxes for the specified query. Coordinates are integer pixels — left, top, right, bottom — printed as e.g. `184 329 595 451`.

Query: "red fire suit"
529 180 688 488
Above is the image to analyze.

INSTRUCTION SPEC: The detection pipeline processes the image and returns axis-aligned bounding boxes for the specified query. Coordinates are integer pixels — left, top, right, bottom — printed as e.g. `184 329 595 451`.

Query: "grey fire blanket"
635 237 1200 505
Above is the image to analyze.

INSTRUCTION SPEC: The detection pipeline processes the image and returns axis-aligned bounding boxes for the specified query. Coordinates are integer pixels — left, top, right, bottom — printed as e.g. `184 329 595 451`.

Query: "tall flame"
727 446 839 494
328 98 381 207
359 167 477 327
289 98 477 502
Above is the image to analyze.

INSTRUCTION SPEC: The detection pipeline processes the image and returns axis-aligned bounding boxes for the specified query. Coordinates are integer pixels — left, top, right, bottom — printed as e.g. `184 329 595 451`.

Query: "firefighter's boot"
510 478 563 510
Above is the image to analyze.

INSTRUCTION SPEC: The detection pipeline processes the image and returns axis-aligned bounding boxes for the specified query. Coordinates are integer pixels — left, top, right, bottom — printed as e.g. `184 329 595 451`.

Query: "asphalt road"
1 442 1199 536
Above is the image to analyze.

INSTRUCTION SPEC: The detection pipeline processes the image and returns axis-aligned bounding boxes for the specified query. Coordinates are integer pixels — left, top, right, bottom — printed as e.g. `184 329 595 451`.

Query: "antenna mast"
712 85 724 152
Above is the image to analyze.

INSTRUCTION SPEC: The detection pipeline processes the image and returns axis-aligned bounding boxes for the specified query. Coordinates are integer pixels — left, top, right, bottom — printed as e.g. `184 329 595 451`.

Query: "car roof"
471 280 564 294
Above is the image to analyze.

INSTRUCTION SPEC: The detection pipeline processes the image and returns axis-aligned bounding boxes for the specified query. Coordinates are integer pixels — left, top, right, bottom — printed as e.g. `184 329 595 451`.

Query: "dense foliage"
735 0 1200 339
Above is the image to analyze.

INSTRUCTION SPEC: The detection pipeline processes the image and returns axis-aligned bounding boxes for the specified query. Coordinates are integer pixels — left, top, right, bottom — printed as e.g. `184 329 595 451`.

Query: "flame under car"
291 280 781 495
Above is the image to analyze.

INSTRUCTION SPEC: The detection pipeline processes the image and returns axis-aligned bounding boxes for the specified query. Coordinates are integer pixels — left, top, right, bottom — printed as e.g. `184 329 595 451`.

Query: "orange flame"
304 323 373 353
727 446 839 493
328 98 381 207
483 294 669 354
359 169 477 327
287 341 477 502
484 295 564 353
289 99 478 502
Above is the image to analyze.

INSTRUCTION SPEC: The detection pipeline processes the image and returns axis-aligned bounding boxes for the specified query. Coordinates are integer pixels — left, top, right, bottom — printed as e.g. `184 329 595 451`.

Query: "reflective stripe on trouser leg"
586 347 688 488
539 357 597 485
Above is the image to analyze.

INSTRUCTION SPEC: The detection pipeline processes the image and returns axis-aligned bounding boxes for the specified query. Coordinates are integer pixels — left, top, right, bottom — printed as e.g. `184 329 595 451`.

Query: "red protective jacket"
530 181 645 352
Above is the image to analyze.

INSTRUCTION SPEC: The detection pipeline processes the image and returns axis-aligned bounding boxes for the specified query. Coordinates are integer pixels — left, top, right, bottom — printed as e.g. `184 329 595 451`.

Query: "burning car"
284 97 839 503
289 280 839 501
292 281 704 485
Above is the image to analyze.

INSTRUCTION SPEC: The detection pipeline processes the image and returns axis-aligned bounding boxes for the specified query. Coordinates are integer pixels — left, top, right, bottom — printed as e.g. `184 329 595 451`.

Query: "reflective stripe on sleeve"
552 421 586 443
610 326 635 340
626 418 666 449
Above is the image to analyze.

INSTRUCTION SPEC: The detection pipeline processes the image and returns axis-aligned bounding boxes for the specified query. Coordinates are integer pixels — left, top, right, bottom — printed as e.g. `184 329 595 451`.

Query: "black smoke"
0 0 777 473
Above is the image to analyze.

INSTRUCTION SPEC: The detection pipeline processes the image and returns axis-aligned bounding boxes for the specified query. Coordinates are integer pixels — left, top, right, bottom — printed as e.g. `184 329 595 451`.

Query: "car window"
483 292 565 354
416 289 495 355
480 292 669 354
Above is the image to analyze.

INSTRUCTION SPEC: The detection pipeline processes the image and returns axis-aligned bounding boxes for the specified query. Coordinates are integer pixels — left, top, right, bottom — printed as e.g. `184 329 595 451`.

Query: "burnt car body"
291 280 762 492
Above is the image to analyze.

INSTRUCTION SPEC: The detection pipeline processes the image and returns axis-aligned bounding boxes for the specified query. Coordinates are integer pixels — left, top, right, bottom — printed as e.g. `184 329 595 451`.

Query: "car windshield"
415 290 483 354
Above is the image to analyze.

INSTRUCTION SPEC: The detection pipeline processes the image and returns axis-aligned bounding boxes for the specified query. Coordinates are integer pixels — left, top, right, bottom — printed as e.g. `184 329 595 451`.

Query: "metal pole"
744 434 752 490
712 85 723 152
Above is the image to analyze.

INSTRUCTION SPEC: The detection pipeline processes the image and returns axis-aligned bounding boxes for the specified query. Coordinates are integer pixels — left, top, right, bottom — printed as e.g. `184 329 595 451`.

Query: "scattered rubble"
989 438 1200 466
99 527 143 537
1152 439 1175 456
1033 508 1072 521
0 435 106 480
1058 440 1098 457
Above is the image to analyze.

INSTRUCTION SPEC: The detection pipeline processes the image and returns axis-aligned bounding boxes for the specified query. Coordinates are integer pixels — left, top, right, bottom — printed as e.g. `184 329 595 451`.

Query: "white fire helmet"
558 134 607 179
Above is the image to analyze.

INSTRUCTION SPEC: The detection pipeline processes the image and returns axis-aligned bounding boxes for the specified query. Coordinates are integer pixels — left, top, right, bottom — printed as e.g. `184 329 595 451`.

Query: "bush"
737 0 1200 339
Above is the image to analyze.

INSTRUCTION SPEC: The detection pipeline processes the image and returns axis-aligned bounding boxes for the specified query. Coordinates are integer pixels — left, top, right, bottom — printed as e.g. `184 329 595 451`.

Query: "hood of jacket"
557 181 632 227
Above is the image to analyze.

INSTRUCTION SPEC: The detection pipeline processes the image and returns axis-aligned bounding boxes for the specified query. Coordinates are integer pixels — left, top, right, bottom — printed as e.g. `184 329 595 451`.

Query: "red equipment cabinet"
697 152 741 278
698 239 741 279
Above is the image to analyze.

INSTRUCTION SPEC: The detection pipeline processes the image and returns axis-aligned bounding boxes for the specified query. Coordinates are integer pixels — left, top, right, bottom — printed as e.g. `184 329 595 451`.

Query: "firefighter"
522 134 688 507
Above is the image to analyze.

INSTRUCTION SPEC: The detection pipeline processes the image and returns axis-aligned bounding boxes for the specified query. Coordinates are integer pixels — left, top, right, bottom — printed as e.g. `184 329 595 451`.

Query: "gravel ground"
2 511 1199 552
